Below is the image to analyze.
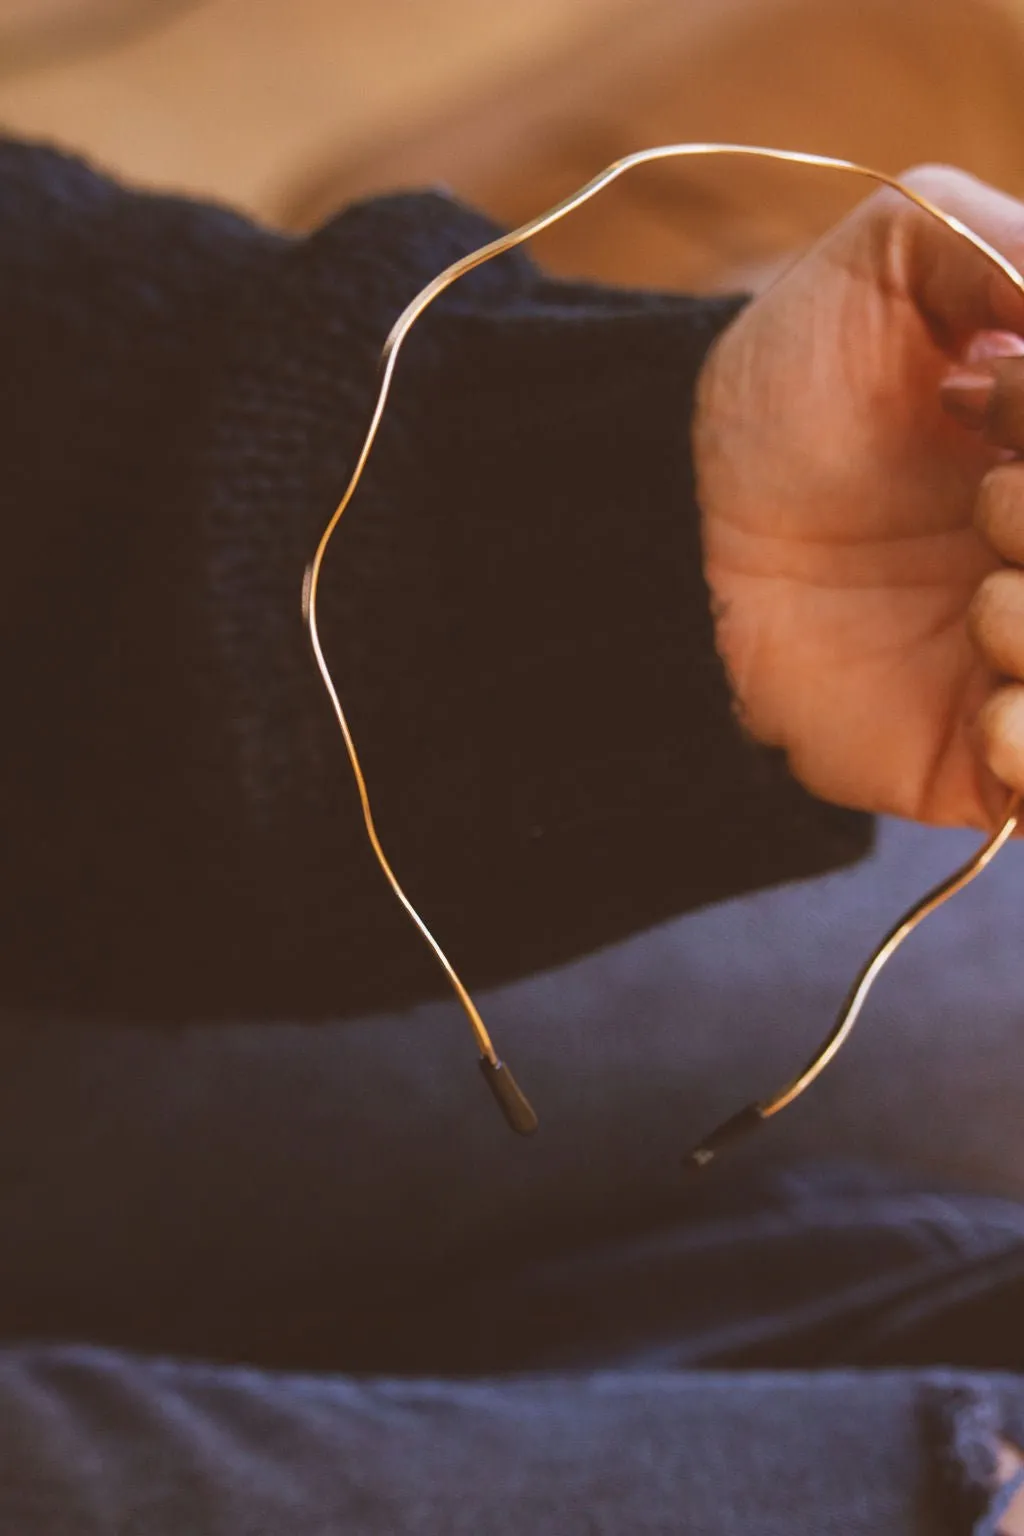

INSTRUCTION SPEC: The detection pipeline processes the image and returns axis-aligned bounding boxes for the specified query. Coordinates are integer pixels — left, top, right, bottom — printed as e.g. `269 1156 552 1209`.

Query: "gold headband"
302 143 1023 1163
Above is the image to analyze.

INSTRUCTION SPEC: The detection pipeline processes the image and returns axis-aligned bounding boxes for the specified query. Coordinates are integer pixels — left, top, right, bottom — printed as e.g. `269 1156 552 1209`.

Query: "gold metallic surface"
303 142 1024 1142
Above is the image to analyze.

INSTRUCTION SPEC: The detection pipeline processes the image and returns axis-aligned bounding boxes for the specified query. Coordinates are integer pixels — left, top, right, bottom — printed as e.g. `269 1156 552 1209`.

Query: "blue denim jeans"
5 816 1024 1532
4 1348 1024 1536
2 1159 1024 1534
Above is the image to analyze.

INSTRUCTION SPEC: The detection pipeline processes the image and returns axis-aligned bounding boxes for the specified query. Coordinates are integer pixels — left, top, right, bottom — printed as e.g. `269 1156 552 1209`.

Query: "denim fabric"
0 817 1022 1369
3 1348 1022 1536
2 1167 1024 1532
342 1164 1024 1378
4 816 1024 1529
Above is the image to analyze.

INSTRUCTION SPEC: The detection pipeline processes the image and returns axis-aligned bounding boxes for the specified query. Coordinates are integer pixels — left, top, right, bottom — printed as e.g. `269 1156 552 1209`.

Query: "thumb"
873 164 1024 349
939 342 1024 446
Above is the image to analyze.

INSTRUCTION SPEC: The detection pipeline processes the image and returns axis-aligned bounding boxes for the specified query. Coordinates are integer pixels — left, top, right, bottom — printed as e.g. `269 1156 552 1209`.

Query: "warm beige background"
0 0 632 219
3 0 1024 291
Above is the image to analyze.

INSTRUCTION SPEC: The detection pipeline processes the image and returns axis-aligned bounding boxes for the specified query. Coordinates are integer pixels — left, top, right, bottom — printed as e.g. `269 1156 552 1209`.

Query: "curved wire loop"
686 794 1020 1168
303 142 1024 1146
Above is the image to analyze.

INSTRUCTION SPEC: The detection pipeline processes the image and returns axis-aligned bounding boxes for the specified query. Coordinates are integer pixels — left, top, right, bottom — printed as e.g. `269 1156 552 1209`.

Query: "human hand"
692 164 1024 831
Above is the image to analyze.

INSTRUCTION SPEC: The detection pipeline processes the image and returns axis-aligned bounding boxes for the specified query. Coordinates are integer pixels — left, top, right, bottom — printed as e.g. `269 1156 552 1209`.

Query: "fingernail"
940 370 996 429
964 330 1024 365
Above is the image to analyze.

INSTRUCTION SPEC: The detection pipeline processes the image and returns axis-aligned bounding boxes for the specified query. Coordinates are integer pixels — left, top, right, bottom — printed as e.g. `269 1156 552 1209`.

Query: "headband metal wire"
303 143 1024 1159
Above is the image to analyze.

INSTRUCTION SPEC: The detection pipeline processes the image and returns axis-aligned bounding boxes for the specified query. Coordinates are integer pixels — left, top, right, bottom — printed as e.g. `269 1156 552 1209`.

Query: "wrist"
692 322 763 738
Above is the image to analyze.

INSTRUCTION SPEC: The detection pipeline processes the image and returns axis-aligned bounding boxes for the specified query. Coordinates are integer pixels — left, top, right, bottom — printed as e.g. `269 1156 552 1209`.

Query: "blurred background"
3 0 1024 294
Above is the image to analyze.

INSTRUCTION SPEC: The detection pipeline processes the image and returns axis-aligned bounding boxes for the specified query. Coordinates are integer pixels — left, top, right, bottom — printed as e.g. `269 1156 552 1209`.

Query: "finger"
941 354 1024 449
968 568 1024 676
870 163 1024 347
975 461 1024 562
975 682 1024 795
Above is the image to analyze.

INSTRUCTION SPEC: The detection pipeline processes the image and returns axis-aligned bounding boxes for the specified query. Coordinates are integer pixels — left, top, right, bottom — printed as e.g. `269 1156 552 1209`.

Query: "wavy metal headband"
302 143 1023 1163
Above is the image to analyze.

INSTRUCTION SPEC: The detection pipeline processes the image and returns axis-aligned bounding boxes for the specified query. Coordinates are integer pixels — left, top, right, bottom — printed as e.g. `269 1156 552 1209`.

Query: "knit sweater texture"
0 139 871 1024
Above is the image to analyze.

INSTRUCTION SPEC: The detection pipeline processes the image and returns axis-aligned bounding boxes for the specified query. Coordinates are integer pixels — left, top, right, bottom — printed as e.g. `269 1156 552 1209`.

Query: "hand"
693 164 1024 831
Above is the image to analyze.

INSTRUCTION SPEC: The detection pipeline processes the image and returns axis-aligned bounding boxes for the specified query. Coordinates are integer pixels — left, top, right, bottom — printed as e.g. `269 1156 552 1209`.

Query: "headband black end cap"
684 1103 766 1173
479 1057 539 1136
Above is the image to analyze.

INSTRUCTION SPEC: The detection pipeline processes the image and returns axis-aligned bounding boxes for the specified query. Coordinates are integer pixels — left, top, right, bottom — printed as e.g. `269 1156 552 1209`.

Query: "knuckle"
968 569 1024 669
967 571 1001 637
977 464 1024 551
977 692 1001 755
977 463 1010 520
896 161 974 196
978 686 1024 787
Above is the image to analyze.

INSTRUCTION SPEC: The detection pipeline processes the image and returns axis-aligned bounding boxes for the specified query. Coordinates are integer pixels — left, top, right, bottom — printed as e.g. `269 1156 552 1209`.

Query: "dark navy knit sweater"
0 139 870 1025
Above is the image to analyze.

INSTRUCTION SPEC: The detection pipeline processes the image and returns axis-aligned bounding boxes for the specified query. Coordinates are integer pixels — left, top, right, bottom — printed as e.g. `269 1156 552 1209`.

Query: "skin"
692 163 1024 832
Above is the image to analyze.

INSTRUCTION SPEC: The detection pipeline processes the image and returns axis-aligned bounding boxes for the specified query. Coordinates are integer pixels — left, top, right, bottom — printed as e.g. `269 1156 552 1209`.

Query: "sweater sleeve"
0 139 873 1024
